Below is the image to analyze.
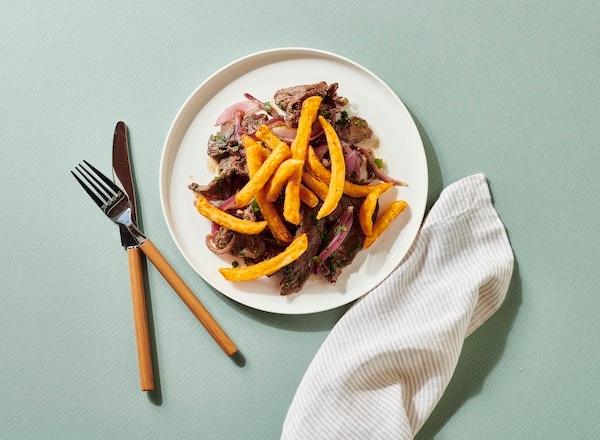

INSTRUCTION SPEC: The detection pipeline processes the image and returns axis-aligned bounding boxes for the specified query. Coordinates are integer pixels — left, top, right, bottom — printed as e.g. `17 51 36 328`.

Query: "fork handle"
127 247 154 391
139 240 238 356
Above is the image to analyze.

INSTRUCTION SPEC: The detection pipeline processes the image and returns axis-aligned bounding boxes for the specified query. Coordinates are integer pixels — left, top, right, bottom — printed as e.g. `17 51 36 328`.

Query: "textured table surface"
2 2 599 439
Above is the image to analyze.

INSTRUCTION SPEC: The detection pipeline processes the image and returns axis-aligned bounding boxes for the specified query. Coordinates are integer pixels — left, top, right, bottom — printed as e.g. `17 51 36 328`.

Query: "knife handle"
139 240 238 356
127 247 154 391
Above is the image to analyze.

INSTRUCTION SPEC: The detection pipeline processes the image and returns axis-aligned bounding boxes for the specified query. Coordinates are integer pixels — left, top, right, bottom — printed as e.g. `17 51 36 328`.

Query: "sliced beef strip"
279 204 325 296
188 155 248 201
273 82 344 127
209 225 279 265
241 113 268 133
188 179 229 201
217 154 248 178
320 221 365 284
335 116 373 145
230 234 267 261
319 195 367 284
207 121 237 158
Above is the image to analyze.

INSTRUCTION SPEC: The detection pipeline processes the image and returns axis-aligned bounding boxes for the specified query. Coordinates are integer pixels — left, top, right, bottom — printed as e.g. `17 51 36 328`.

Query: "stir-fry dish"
189 82 408 295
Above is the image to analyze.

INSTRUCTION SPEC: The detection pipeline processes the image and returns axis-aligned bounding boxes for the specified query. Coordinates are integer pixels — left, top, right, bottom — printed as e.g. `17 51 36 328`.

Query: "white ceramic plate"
160 47 428 314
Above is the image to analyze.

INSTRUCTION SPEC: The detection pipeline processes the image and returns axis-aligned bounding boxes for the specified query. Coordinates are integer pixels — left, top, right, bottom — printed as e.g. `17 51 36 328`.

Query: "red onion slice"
271 125 298 143
360 148 407 186
205 232 235 255
215 101 258 126
234 109 245 145
271 122 325 144
217 194 239 211
243 93 282 118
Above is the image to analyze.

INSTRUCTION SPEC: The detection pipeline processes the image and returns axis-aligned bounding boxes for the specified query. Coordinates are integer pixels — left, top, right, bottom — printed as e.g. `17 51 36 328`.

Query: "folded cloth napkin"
281 174 514 439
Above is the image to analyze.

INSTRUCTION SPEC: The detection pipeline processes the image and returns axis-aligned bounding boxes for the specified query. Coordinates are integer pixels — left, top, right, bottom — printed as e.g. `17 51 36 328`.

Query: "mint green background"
2 2 599 439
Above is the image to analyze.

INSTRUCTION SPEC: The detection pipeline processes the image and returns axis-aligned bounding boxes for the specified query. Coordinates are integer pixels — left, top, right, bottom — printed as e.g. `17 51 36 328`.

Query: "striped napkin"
281 174 514 439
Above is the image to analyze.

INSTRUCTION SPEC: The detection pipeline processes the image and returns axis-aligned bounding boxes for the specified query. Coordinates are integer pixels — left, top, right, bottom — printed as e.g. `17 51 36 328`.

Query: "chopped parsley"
231 261 239 268
319 109 331 119
336 110 349 126
264 101 273 112
251 198 260 213
374 158 384 169
210 134 227 143
333 224 348 235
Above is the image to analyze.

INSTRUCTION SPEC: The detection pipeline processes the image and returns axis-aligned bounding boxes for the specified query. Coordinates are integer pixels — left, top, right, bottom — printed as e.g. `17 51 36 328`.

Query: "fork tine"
76 164 112 202
71 169 105 209
83 160 123 195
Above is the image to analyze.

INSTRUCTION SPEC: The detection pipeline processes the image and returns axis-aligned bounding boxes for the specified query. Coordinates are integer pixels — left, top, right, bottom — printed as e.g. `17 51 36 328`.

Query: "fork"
72 161 238 357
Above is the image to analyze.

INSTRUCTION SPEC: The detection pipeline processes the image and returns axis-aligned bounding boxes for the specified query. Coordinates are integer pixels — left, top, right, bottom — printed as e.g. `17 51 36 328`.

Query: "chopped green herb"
231 261 239 268
336 111 349 126
374 158 384 169
334 225 348 235
251 198 260 213
210 134 227 142
319 109 331 119
264 102 273 111
353 119 365 127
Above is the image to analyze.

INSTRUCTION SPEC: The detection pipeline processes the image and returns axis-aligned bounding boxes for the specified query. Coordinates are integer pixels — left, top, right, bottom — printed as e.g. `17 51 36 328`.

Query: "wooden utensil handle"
127 247 154 391
139 240 238 356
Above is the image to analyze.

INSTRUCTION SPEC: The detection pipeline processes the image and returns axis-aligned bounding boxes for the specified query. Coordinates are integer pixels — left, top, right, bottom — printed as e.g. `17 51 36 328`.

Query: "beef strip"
241 113 268 133
210 226 279 264
188 154 248 201
319 195 367 284
207 121 237 158
188 179 228 201
216 154 248 178
335 116 373 145
279 204 325 296
273 82 344 127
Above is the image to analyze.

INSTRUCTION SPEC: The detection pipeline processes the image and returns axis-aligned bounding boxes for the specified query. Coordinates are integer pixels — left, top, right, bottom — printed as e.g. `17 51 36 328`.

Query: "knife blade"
112 121 154 391
113 122 139 248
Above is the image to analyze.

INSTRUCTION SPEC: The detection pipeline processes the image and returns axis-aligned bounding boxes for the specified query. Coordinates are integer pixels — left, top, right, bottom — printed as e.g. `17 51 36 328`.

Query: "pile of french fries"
195 95 407 282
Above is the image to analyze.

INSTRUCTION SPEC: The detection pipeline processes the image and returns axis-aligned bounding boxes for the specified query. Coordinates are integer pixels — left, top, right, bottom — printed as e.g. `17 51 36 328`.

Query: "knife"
112 121 154 391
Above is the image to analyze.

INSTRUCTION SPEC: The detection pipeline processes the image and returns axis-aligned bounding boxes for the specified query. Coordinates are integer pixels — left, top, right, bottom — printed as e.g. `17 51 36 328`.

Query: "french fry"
301 170 329 201
246 143 293 244
265 158 304 202
255 125 287 152
242 134 270 160
234 137 291 207
283 167 302 225
316 116 345 219
359 182 393 236
290 96 322 160
219 234 309 281
281 96 322 224
306 146 375 198
363 200 408 248
299 184 319 208
196 195 267 235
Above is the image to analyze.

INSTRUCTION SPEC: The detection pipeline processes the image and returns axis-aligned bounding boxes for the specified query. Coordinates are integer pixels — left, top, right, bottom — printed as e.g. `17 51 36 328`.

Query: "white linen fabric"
281 174 514 439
